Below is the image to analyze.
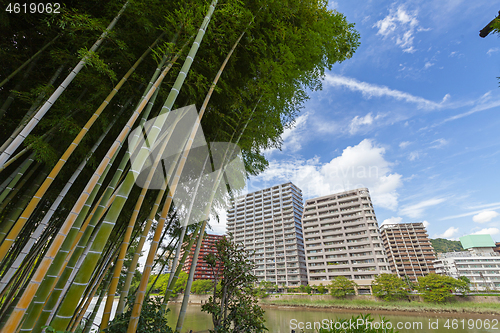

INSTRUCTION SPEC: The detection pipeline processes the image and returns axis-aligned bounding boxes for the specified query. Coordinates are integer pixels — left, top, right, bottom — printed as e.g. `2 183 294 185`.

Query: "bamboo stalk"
0 63 66 154
0 34 61 89
51 9 215 330
175 221 206 332
0 1 129 167
0 30 163 261
0 59 38 119
0 107 123 296
0 153 35 208
99 109 188 330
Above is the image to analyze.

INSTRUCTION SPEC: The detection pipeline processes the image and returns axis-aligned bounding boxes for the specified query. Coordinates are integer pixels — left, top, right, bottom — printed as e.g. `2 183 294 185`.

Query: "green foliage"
105 296 173 333
145 271 188 297
371 274 409 301
317 314 398 333
316 283 328 295
191 279 214 294
328 277 357 298
77 48 117 82
416 273 468 303
305 285 312 295
430 238 463 253
202 236 267 333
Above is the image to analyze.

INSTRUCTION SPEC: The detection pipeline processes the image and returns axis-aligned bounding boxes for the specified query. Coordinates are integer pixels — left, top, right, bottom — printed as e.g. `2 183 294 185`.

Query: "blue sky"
222 0 500 242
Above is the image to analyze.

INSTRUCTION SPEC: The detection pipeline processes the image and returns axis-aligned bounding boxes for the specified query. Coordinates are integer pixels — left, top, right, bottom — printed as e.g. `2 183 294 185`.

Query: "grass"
259 297 500 315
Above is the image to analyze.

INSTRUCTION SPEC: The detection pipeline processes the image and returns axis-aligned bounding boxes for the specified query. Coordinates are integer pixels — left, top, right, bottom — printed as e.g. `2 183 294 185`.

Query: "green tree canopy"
371 273 409 301
328 276 357 298
416 273 468 303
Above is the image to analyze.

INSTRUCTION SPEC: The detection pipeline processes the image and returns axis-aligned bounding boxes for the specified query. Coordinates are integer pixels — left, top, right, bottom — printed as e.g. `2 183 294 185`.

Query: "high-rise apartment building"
380 222 436 282
180 233 224 280
302 188 390 291
226 182 308 287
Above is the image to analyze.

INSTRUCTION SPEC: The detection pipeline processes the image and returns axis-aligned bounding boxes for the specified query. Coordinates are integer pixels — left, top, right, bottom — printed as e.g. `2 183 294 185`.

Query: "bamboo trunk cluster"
0 0 258 332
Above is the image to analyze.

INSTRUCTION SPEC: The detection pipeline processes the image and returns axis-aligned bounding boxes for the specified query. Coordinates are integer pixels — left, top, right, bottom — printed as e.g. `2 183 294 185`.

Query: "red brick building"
181 233 224 280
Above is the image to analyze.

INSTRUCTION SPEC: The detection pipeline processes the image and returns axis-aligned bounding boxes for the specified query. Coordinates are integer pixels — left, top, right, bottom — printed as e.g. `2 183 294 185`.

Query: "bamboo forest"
0 1 359 332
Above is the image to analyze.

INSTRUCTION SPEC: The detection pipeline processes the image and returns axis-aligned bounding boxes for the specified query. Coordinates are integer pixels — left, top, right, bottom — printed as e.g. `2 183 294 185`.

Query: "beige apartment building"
302 188 390 292
226 182 308 287
380 222 436 283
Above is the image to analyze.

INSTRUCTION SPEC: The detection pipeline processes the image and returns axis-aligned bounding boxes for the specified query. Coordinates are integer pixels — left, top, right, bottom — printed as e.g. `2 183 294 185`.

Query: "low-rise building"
434 234 500 291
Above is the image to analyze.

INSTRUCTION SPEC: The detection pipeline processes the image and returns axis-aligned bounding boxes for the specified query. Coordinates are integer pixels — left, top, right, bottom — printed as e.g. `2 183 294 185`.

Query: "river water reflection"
165 303 500 333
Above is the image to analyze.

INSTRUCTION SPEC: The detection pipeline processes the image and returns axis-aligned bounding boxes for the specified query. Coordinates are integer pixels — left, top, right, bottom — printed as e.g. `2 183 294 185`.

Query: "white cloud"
399 141 411 149
373 4 427 53
437 98 500 125
324 74 447 110
472 211 499 224
436 226 459 239
408 151 419 161
349 113 374 134
327 1 338 10
424 62 434 69
279 113 309 152
422 220 430 228
382 216 402 225
250 139 403 210
399 197 446 218
487 48 499 56
441 204 500 220
472 228 500 236
430 138 448 149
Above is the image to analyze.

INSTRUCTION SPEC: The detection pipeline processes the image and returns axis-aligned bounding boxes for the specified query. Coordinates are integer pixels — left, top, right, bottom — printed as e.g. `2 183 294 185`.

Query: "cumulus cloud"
472 228 500 236
324 74 447 110
382 216 403 225
250 139 403 210
472 211 499 224
399 197 446 218
422 220 430 228
373 4 427 53
436 226 459 239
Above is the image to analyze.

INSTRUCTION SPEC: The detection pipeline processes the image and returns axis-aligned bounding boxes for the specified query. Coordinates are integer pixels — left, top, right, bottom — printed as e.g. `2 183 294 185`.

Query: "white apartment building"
226 182 308 287
302 188 390 291
434 234 500 291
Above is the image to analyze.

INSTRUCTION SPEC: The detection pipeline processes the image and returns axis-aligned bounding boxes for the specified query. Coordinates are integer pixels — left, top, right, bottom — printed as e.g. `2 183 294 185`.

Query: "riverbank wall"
263 294 500 303
168 293 500 304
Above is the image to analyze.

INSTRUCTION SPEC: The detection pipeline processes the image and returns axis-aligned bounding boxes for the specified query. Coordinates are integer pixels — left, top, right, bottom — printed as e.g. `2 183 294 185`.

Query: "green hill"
430 238 464 253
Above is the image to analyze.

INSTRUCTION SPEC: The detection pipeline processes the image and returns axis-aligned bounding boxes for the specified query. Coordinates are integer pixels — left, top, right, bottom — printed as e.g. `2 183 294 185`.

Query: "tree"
371 274 409 301
202 236 267 333
328 276 357 298
316 283 327 295
416 274 468 303
191 279 214 295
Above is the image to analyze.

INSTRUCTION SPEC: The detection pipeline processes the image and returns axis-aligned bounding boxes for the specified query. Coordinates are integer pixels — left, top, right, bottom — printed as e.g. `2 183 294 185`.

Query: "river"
87 299 500 333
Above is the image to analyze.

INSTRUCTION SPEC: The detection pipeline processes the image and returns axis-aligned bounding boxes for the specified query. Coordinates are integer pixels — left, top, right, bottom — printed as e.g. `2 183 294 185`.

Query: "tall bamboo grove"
0 0 359 332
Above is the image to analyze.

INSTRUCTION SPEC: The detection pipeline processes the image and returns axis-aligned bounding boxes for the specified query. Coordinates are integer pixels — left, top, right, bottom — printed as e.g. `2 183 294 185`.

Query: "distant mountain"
430 238 464 253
